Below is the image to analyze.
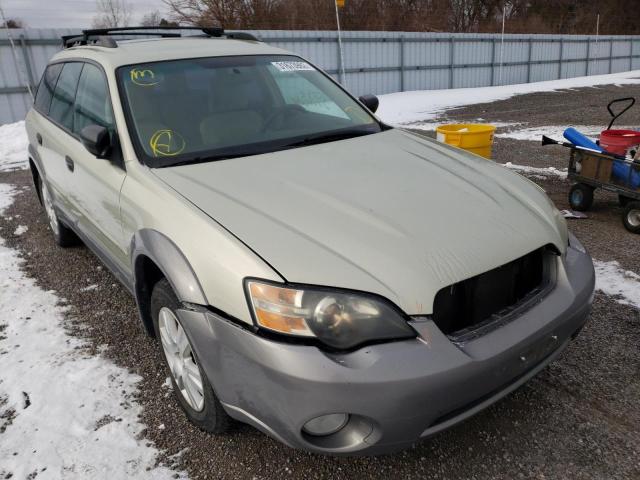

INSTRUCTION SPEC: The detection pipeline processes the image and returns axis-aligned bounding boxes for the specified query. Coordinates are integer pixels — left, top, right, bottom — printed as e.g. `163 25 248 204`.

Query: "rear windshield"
117 55 381 167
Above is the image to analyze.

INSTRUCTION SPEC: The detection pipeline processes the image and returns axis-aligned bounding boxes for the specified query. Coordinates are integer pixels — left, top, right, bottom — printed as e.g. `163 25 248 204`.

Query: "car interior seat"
199 67 266 150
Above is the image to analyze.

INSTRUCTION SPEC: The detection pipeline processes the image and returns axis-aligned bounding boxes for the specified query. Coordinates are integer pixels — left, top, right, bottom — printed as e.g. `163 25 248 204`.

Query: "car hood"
153 129 566 315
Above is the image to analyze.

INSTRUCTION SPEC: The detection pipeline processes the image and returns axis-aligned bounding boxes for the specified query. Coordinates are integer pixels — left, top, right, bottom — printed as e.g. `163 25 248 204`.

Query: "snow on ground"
13 225 27 236
405 121 519 132
0 184 15 211
377 70 640 125
0 186 182 479
496 125 636 142
0 121 28 172
503 162 568 179
594 260 640 310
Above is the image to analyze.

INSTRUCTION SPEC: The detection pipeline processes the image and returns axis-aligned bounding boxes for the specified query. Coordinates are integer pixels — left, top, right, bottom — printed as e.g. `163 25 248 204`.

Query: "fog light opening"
302 413 349 437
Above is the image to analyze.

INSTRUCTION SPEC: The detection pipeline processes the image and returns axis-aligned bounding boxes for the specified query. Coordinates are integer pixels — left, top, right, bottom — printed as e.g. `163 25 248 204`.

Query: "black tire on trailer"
151 278 232 434
622 201 640 234
39 176 78 247
618 195 633 207
568 183 594 211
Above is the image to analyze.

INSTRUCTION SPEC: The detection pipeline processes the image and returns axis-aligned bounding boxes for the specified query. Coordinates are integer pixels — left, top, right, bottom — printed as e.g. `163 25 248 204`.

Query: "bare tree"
163 0 238 27
160 0 640 34
92 0 132 28
1 18 24 28
141 10 163 26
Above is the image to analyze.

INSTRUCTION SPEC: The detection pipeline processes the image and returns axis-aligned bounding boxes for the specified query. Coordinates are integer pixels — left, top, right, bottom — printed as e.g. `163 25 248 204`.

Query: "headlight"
245 280 416 349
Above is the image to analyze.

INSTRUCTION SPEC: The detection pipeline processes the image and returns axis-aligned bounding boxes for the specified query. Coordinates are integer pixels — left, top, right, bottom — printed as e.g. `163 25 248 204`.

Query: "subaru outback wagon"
25 27 595 455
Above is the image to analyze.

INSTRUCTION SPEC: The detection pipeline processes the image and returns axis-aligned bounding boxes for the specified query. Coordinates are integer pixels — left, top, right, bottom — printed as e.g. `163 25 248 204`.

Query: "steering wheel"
261 104 305 133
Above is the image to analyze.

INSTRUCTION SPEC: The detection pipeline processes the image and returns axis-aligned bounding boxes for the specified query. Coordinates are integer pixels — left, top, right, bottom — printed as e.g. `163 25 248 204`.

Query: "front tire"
568 183 594 211
39 177 77 247
151 279 232 434
622 201 640 234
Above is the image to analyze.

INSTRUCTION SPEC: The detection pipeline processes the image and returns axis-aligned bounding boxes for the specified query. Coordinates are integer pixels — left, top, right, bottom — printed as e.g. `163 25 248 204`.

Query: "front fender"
131 228 207 305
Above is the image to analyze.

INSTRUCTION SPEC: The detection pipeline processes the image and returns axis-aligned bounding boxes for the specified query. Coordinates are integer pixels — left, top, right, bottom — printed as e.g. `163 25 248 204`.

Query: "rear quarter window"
34 63 63 115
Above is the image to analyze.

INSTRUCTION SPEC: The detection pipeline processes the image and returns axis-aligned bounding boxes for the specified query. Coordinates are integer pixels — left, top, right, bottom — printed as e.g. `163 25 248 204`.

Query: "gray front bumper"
177 246 594 455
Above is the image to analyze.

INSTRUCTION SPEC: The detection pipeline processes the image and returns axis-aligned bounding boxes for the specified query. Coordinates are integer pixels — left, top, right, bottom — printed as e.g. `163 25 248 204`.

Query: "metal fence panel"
1 28 640 124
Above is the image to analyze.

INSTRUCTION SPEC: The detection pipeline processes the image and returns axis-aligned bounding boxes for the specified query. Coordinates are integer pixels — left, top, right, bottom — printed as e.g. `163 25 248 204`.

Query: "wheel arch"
28 144 43 205
131 229 208 336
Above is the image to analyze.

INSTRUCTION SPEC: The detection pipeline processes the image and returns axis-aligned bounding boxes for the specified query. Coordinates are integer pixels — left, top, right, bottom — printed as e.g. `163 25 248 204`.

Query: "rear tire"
39 177 77 247
622 201 640 234
568 183 594 211
151 278 232 434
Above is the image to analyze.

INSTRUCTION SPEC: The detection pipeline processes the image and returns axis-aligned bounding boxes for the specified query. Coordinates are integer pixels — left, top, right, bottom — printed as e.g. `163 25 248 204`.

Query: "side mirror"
80 125 111 158
358 94 379 113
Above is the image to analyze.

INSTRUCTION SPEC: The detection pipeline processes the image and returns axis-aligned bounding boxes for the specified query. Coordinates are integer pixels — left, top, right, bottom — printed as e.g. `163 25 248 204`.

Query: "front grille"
432 246 554 340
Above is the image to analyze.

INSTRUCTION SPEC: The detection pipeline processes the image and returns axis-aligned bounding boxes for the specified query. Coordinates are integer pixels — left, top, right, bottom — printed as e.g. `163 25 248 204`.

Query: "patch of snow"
13 225 27 236
0 183 183 479
496 125 637 142
502 162 568 179
80 284 99 292
404 121 519 132
0 184 16 213
594 260 640 310
0 121 28 172
377 70 640 125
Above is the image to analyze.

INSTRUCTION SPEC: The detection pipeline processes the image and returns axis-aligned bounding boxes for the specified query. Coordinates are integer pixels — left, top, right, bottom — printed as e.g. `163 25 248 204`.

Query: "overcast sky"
1 0 168 28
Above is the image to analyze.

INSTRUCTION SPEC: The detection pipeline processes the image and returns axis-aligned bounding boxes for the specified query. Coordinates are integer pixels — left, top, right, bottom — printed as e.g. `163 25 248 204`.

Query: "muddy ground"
1 83 639 479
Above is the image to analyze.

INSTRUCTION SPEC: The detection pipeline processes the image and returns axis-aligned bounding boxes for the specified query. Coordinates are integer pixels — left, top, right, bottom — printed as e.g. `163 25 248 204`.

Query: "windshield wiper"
282 128 376 149
156 128 378 168
159 151 256 168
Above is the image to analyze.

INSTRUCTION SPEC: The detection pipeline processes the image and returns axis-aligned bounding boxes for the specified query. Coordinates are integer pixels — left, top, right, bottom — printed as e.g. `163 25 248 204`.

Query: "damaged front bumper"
177 242 595 455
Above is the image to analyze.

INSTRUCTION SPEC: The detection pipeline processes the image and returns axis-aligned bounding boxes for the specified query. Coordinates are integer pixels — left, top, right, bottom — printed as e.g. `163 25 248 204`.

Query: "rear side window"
49 62 83 130
74 63 114 134
34 64 63 114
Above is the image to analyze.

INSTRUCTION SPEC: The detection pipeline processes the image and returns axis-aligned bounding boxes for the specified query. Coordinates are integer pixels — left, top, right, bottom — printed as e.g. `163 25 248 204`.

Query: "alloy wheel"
158 307 205 412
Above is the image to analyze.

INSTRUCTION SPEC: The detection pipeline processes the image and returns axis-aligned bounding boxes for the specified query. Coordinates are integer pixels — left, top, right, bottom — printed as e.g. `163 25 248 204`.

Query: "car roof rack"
61 26 261 49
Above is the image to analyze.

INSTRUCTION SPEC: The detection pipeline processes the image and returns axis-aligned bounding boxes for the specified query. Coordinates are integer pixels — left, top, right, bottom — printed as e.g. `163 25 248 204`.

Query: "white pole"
0 1 33 100
498 3 506 85
595 13 599 73
334 0 346 86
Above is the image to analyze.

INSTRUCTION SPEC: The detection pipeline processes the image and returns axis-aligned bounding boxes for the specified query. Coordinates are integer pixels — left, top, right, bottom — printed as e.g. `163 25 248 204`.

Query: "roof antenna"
0 0 33 100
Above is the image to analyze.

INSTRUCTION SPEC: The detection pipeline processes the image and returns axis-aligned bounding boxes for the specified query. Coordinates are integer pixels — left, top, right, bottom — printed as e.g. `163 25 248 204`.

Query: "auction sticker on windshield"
271 61 314 72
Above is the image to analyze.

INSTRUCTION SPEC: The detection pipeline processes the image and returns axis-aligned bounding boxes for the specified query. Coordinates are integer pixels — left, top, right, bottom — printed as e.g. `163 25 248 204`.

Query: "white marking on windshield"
271 61 314 72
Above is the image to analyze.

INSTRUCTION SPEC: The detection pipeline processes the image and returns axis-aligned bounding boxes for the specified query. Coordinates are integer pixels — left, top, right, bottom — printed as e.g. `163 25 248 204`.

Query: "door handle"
36 133 42 145
65 156 75 172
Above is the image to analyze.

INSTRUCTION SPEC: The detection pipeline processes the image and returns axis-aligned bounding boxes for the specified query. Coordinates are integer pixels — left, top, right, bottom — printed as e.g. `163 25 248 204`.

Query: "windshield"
117 55 382 167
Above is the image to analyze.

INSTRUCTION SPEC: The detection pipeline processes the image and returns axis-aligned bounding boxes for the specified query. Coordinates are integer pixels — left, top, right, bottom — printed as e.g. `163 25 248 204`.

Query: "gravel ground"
442 83 640 128
1 84 640 479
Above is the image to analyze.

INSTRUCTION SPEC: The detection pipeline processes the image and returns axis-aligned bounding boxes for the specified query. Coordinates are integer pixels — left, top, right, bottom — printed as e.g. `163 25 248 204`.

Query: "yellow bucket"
436 124 496 159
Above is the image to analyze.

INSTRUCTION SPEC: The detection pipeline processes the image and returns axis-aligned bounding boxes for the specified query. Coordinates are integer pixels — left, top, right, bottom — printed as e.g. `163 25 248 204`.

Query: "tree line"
4 0 637 35
162 0 639 35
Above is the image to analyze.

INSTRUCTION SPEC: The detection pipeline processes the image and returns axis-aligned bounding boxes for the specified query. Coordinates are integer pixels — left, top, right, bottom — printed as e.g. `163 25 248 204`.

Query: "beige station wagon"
25 26 595 455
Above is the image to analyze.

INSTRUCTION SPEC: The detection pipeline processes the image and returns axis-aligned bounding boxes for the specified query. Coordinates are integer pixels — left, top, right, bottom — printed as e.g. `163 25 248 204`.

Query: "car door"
30 62 62 191
35 62 83 219
66 62 130 278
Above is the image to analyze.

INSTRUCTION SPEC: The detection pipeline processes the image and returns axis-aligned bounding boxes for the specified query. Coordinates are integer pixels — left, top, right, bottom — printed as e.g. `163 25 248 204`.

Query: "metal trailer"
567 148 640 234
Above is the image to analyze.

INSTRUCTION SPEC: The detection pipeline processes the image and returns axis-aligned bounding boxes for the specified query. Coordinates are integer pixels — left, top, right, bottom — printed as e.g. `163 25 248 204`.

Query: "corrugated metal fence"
2 28 640 125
